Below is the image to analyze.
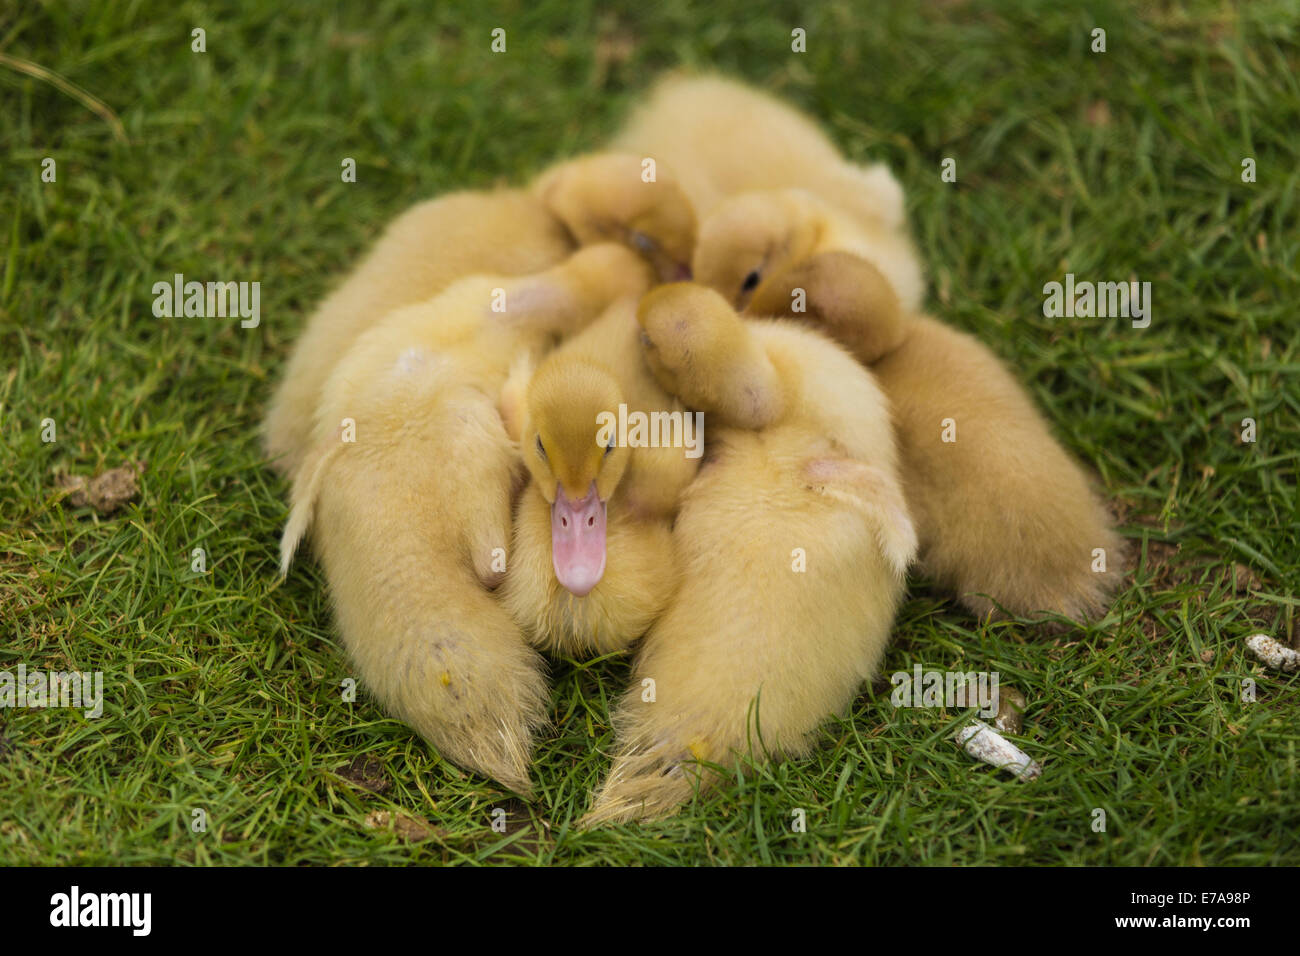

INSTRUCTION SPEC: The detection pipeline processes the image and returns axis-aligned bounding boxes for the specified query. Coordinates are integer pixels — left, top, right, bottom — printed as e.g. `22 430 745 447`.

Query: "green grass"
2 0 1298 865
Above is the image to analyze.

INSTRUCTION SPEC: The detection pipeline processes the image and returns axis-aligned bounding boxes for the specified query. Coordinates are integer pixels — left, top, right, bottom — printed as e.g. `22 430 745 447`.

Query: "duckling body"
501 298 698 657
610 73 923 310
278 244 652 793
582 284 916 825
263 188 574 478
872 314 1124 620
694 187 1125 621
533 153 697 283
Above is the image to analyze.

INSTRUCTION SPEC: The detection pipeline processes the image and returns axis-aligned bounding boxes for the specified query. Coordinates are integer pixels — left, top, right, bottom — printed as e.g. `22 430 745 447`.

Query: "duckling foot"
800 457 918 578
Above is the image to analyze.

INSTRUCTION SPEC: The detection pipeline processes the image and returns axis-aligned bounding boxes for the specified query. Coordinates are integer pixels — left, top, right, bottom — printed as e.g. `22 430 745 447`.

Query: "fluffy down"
501 297 698 657
610 73 924 311
582 284 916 825
279 244 652 793
263 188 573 478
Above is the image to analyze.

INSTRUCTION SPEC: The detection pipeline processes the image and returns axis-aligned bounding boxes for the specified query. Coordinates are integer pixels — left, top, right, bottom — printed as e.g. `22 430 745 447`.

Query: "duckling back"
612 74 854 215
263 189 573 477
615 74 906 236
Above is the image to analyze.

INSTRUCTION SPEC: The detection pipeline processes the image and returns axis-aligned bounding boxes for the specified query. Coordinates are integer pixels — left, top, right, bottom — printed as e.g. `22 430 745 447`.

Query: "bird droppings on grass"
955 721 1043 781
363 810 448 843
1246 635 1300 674
336 756 392 794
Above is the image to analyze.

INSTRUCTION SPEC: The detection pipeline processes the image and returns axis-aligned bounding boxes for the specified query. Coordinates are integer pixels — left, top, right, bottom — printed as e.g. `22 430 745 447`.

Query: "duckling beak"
551 482 607 596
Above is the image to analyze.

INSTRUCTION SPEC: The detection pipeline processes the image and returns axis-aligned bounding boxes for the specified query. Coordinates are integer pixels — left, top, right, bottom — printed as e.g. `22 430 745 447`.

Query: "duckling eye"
741 270 762 293
536 435 548 462
604 437 616 458
630 231 657 255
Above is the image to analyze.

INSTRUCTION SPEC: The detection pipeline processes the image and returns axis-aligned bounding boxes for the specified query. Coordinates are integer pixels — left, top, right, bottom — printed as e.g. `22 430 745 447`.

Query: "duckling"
608 73 924 310
279 243 653 794
532 152 697 282
500 298 699 658
746 249 907 365
581 283 916 826
266 149 698 480
695 196 1124 620
263 188 574 479
694 189 916 354
871 312 1125 620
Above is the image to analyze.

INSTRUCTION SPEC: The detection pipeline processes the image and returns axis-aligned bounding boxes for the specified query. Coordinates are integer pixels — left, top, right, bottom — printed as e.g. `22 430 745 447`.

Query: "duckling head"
522 357 631 596
537 153 697 283
692 189 827 311
635 282 750 401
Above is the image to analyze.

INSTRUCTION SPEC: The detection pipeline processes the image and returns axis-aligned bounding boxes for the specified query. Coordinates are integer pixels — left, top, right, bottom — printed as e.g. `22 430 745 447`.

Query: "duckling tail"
294 427 549 795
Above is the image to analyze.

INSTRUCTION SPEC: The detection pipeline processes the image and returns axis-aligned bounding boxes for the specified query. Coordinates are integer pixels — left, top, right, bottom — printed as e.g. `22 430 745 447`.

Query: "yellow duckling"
532 152 698 283
693 189 912 362
694 192 1125 621
746 249 907 365
263 188 574 479
500 297 699 657
870 312 1126 620
266 150 700 480
279 243 653 794
609 72 924 310
581 284 916 826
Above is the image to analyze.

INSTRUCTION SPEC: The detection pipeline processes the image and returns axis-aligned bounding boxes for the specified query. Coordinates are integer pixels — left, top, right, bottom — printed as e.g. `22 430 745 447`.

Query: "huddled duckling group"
264 74 1123 824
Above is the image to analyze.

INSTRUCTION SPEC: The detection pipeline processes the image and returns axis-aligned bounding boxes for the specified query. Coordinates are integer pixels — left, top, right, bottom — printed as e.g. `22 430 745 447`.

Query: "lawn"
1 0 1297 865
